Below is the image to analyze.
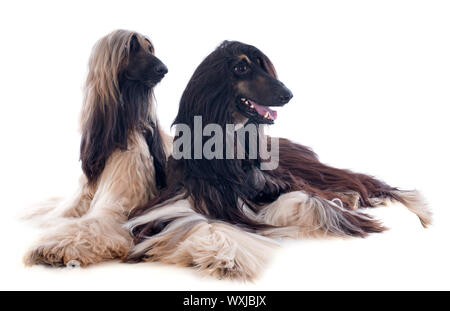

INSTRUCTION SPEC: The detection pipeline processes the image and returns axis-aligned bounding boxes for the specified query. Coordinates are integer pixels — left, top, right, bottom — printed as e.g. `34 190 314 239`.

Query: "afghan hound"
23 29 171 267
125 41 431 280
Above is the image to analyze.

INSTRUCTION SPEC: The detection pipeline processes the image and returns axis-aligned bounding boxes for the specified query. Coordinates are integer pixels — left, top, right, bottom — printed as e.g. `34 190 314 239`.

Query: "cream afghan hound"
23 30 171 267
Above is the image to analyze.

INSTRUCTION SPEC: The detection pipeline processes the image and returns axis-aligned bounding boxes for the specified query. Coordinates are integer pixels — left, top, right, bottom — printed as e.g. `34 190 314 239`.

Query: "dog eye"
234 64 249 74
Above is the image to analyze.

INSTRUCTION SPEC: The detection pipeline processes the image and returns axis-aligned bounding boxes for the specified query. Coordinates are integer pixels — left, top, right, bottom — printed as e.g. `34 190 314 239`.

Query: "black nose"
155 63 168 75
279 89 293 103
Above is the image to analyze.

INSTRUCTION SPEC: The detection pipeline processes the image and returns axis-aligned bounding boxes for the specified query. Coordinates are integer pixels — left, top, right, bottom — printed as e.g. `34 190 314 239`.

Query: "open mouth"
237 98 278 124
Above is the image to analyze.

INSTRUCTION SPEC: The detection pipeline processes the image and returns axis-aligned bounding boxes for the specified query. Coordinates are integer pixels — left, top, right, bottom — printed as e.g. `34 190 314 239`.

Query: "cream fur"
253 191 376 239
23 30 173 267
127 199 278 281
337 190 432 227
24 131 170 267
391 190 432 228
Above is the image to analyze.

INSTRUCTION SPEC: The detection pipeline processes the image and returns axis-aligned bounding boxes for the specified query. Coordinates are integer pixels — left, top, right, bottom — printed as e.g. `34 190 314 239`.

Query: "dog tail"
276 138 432 228
346 172 432 228
339 188 432 228
385 190 432 228
342 183 432 228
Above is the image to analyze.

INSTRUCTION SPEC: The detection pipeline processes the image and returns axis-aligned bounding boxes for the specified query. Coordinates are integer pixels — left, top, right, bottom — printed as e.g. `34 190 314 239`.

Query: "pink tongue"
248 100 278 120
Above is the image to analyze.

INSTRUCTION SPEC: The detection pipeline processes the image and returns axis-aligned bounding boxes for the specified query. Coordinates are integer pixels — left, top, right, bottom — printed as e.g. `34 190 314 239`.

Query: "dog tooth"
250 104 254 108
264 112 270 118
241 98 246 102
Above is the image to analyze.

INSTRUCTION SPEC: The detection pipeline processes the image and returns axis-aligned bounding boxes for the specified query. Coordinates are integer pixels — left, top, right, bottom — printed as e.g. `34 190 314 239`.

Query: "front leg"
24 213 132 267
126 199 278 281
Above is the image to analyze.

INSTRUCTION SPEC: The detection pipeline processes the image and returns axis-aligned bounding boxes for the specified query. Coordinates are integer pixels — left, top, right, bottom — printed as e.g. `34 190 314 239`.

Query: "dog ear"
129 34 140 54
80 97 128 183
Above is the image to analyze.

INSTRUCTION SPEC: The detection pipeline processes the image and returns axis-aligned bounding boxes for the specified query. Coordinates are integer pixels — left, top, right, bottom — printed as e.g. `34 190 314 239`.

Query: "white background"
0 0 449 290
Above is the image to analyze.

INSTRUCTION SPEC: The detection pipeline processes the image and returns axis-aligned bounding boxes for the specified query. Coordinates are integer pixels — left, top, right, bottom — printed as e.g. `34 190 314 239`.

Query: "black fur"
131 41 292 235
130 41 403 242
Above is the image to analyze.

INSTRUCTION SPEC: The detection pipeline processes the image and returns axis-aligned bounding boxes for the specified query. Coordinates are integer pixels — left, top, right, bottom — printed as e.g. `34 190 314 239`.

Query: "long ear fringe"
80 92 128 183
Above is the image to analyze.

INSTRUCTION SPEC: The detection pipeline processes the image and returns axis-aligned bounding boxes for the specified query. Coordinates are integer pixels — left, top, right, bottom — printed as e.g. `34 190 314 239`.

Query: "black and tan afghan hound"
23 29 171 267
126 41 431 280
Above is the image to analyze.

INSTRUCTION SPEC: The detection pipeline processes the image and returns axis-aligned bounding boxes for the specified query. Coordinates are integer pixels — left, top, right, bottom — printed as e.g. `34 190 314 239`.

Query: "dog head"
174 41 292 127
122 34 168 88
231 45 292 124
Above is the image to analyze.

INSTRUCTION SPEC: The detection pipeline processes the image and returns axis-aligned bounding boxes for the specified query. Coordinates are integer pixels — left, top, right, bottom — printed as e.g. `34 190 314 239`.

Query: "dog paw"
24 217 133 268
207 257 251 281
66 259 81 269
187 223 271 281
24 241 91 268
